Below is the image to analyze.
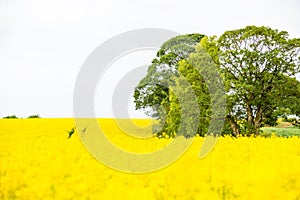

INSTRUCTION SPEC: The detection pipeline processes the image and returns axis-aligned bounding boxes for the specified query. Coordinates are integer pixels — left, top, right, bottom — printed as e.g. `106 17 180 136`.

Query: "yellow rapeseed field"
0 118 300 200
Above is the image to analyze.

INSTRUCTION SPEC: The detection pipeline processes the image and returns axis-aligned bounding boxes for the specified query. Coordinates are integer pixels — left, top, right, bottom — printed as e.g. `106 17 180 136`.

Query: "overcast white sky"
0 0 299 118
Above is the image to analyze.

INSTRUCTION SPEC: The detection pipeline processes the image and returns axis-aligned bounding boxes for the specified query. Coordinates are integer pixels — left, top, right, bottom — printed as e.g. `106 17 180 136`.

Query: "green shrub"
27 114 41 119
3 115 18 119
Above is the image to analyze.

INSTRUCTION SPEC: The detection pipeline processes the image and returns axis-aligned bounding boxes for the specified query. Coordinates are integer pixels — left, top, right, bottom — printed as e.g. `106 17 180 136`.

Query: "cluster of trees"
3 114 41 119
134 26 300 137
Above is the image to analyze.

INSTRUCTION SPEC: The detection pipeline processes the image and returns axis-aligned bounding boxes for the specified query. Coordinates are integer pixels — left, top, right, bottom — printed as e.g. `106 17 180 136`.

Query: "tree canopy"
134 26 300 137
217 26 300 135
134 33 205 136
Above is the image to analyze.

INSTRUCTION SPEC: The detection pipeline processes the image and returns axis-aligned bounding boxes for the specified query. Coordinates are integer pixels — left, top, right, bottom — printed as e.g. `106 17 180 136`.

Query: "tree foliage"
27 114 41 119
134 33 205 136
3 115 18 119
162 58 211 137
134 26 300 137
217 26 300 135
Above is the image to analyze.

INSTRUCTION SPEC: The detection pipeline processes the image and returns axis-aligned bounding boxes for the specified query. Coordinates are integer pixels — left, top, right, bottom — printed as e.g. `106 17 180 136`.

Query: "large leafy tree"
135 35 225 138
134 34 204 121
217 26 300 135
162 58 211 138
134 26 300 137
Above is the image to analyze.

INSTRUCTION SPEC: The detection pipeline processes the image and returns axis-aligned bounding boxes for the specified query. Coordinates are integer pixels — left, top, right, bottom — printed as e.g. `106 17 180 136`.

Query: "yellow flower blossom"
0 118 299 200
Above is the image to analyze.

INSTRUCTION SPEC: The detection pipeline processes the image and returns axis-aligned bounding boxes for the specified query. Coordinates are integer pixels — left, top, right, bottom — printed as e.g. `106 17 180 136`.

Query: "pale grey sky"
0 0 299 118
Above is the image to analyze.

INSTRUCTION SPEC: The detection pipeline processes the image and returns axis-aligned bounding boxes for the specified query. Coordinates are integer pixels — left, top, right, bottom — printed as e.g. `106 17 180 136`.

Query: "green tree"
162 58 211 137
134 26 300 137
3 115 18 119
217 26 300 135
27 114 41 119
134 33 205 132
137 36 226 138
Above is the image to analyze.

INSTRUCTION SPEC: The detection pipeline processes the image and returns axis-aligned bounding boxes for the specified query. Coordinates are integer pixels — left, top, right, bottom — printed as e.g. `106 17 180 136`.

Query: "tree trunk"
245 102 257 135
246 103 254 125
254 107 263 135
226 115 240 136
